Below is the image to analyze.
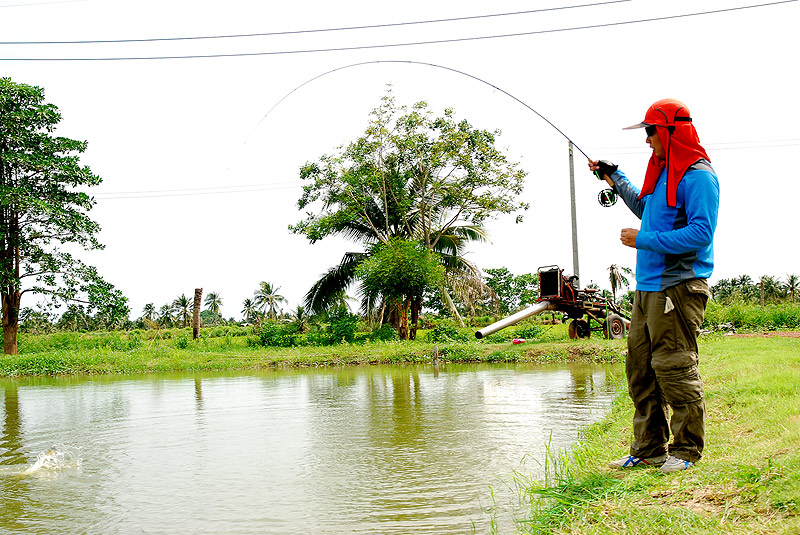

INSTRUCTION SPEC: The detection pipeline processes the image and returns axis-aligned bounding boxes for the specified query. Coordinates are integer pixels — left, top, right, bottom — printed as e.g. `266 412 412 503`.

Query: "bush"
515 323 544 340
327 308 359 344
427 324 471 343
174 335 189 349
371 324 399 342
257 322 300 347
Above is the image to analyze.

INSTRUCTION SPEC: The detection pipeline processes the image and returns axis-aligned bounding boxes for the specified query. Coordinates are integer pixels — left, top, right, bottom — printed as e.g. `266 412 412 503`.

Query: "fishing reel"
598 188 617 207
594 160 618 208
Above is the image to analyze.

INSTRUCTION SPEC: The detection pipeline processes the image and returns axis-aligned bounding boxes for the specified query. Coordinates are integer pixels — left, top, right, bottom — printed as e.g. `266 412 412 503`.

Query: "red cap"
623 98 693 130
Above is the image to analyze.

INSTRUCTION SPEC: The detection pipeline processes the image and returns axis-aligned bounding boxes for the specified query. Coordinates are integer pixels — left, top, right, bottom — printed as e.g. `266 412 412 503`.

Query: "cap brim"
622 122 648 130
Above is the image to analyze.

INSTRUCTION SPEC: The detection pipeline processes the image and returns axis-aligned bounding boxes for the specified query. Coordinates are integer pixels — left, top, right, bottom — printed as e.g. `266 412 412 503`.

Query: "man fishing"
588 98 720 473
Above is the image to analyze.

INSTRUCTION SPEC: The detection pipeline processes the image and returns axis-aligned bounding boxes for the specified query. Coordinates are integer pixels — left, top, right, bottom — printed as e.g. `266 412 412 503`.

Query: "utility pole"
568 141 580 284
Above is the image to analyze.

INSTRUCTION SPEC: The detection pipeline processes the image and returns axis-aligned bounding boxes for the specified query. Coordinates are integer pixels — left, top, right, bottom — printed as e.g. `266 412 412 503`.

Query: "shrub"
427 324 471 343
371 324 399 342
257 322 300 347
327 308 359 344
515 323 544 340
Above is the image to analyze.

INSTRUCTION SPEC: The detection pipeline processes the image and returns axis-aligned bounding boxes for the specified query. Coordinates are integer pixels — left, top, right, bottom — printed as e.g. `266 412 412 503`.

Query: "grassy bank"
516 335 800 535
1 327 626 377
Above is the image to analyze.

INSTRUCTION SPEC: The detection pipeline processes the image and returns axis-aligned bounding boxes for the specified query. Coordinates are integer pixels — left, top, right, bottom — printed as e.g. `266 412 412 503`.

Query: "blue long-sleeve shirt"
609 161 720 291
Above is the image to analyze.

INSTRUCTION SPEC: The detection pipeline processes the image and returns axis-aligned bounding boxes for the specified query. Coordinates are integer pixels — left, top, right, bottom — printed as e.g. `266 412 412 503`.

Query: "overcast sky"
2 0 798 320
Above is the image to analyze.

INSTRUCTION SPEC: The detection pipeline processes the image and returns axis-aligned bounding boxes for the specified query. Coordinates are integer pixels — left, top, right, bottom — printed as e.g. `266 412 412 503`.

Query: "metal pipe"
474 301 556 339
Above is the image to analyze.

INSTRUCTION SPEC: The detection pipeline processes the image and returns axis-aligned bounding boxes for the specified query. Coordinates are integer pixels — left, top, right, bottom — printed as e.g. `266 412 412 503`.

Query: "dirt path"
729 331 800 339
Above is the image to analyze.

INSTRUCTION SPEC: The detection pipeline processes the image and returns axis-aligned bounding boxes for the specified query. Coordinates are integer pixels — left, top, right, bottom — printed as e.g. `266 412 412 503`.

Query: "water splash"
19 445 80 477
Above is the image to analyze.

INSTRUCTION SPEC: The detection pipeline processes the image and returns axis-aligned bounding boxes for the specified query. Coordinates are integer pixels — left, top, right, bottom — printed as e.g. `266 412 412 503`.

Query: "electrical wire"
0 0 632 44
1 1 795 61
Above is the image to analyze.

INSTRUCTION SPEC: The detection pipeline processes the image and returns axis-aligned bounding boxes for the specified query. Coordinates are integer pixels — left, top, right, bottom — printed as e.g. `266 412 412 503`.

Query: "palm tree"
141 303 156 322
759 275 784 305
785 274 799 303
241 298 257 324
204 292 223 322
158 303 175 328
608 265 633 303
254 282 286 320
172 294 192 328
291 305 310 333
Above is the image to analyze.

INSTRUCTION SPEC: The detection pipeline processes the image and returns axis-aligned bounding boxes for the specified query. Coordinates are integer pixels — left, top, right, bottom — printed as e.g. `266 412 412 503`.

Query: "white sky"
1 0 798 320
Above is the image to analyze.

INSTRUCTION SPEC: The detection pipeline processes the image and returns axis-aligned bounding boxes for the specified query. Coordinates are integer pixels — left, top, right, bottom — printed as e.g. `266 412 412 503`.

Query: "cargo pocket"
656 365 704 405
685 279 711 300
683 279 710 335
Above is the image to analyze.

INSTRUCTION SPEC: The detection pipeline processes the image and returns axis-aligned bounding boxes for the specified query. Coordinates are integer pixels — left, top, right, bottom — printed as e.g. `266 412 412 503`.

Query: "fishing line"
246 59 593 159
246 59 618 206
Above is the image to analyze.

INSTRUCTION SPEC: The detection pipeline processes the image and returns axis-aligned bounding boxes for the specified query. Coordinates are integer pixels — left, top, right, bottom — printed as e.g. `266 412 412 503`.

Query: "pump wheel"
603 314 626 339
568 319 591 339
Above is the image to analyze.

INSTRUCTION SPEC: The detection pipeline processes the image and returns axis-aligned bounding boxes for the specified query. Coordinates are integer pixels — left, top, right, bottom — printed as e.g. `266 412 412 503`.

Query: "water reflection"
0 363 619 534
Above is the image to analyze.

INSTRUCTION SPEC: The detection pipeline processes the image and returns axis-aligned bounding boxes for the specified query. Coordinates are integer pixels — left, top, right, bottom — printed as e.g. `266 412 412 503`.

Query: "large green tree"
356 238 444 339
0 78 127 354
290 92 527 333
483 267 540 314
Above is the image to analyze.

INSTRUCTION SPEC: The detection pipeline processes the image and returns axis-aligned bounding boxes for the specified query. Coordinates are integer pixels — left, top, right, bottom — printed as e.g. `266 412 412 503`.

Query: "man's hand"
587 159 617 187
621 228 638 248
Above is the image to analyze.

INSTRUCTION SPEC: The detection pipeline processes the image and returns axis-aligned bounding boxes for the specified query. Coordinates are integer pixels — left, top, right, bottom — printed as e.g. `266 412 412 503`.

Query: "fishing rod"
248 59 617 206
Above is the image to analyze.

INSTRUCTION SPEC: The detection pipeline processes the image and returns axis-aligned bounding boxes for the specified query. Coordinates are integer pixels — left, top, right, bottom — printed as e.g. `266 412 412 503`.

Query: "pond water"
0 362 620 534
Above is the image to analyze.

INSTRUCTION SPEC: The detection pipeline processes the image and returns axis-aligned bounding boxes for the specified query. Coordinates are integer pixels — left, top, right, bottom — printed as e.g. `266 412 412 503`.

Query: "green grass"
515 335 800 535
3 323 625 377
704 301 800 331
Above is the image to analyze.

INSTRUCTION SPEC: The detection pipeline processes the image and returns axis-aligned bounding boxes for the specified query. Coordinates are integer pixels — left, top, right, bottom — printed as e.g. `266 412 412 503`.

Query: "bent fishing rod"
249 59 617 206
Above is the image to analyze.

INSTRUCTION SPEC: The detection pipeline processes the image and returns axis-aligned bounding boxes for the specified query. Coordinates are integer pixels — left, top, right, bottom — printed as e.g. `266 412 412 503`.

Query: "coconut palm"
241 298 257 323
291 305 311 333
785 274 799 303
759 275 784 305
141 303 156 322
609 265 633 303
254 282 286 320
172 294 192 328
158 303 175 328
204 292 223 322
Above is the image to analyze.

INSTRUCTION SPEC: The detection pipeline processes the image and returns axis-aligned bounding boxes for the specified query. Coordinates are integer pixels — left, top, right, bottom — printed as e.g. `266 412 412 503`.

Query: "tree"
759 275 784 305
290 91 527 332
254 281 285 320
241 298 257 324
784 274 798 304
483 267 540 314
0 78 128 354
56 303 89 331
172 294 192 328
141 303 156 322
290 305 310 334
158 303 175 328
204 291 223 324
356 238 444 339
608 264 633 303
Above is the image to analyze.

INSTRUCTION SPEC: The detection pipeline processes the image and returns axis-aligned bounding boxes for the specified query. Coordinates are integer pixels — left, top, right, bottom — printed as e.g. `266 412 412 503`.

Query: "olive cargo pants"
626 279 710 463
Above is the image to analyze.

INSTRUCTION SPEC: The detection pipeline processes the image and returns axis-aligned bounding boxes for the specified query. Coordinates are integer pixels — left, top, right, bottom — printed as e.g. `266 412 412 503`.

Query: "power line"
0 0 631 44
1 1 795 61
93 182 301 200
0 0 84 8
